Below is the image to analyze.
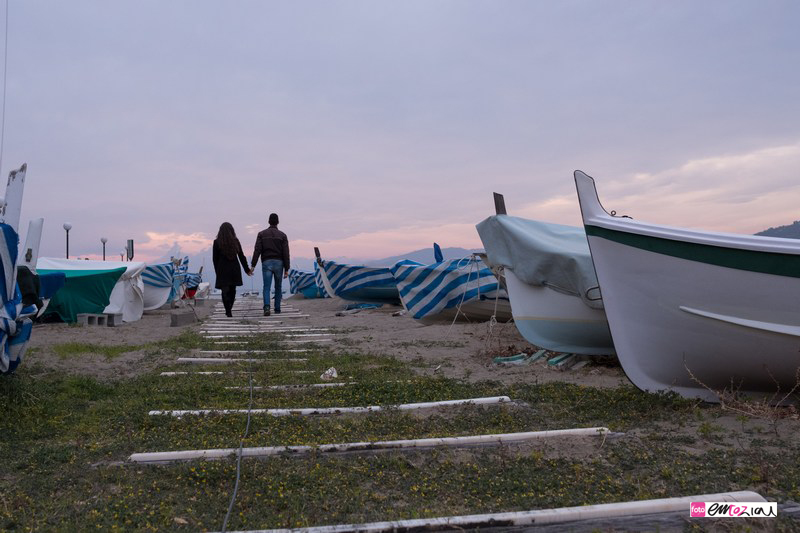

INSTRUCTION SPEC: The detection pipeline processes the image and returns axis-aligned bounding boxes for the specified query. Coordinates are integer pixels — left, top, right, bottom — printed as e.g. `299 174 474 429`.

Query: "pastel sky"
3 0 800 266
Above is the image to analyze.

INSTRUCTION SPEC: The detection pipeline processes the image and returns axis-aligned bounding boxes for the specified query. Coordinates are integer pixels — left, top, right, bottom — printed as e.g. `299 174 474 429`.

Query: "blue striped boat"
317 259 400 305
0 223 33 374
390 256 512 324
142 262 174 310
313 262 329 298
288 268 328 299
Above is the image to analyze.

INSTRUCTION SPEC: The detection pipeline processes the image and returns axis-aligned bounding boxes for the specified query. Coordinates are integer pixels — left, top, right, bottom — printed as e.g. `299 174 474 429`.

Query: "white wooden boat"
575 170 800 401
476 194 614 355
1 164 35 374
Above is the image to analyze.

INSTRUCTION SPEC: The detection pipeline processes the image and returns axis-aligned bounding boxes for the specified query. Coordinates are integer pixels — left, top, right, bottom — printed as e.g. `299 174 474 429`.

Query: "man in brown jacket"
250 213 290 315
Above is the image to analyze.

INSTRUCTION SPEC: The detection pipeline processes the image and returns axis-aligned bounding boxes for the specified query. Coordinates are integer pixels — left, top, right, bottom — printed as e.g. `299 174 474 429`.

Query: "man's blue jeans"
261 259 284 311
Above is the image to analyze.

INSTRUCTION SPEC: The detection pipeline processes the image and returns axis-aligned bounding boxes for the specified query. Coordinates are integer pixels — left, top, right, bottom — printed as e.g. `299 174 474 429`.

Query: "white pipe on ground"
148 395 512 417
212 492 766 533
202 326 323 330
197 350 309 355
160 371 225 376
203 332 333 342
160 370 316 376
225 382 356 390
200 330 328 334
129 427 609 464
176 357 308 364
199 330 330 334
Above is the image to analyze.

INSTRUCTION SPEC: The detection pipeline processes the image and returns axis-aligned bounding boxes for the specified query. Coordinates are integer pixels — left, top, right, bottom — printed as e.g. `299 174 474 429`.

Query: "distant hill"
363 247 482 266
291 246 483 272
755 221 800 239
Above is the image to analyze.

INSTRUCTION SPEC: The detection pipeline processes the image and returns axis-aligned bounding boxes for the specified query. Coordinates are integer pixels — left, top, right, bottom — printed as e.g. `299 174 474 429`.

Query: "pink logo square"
690 503 706 517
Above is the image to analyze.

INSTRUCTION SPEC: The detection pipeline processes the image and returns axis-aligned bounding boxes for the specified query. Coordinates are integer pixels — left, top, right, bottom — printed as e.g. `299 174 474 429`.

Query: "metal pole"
101 237 108 261
63 223 72 259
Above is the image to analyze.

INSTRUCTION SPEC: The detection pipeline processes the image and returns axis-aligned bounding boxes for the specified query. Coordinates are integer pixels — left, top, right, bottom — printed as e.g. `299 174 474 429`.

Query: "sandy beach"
27 295 630 390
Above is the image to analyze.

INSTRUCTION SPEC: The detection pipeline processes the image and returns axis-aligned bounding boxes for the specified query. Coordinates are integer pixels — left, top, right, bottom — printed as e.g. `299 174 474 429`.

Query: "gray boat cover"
476 215 603 309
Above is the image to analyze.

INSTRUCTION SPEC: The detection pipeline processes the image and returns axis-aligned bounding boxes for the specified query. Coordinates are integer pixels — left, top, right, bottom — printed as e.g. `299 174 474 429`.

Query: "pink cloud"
517 141 800 235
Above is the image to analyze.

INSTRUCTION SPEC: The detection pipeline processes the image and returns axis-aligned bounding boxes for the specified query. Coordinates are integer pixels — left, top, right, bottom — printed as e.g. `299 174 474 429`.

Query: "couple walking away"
212 213 290 317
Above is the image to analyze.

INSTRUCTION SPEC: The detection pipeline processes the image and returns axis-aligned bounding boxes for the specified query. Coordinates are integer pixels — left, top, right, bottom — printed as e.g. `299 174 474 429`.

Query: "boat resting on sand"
390 256 512 325
1 164 35 374
37 258 146 322
314 248 400 305
476 195 614 356
142 262 175 310
575 170 800 402
288 268 328 299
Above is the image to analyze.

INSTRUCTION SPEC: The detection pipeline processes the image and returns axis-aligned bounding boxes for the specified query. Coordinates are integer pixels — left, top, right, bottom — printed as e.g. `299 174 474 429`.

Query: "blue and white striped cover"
185 272 202 290
313 262 329 298
290 267 330 298
142 263 173 288
322 260 398 302
289 269 315 294
390 256 505 320
171 256 189 300
142 262 175 310
0 223 33 374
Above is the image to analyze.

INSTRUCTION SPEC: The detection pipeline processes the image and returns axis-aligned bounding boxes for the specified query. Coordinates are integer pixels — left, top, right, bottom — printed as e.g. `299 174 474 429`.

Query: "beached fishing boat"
37 258 146 322
574 170 800 401
314 248 400 305
390 255 512 324
142 262 175 310
1 164 35 374
476 196 614 355
288 267 328 299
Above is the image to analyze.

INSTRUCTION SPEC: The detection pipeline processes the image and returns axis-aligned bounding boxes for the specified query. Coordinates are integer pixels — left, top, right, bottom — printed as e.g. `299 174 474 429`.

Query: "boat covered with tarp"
35 267 125 324
1 222 35 374
476 213 614 355
37 258 146 322
142 262 175 310
288 267 329 298
315 251 400 305
390 256 511 324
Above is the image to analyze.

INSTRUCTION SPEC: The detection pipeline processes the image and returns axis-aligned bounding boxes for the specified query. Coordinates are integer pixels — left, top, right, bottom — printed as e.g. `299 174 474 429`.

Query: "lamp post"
63 223 72 259
120 249 125 261
100 237 108 261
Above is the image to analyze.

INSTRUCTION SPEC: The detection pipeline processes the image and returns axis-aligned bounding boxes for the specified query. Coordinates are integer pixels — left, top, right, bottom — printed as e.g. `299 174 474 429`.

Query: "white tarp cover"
36 258 146 321
476 215 603 309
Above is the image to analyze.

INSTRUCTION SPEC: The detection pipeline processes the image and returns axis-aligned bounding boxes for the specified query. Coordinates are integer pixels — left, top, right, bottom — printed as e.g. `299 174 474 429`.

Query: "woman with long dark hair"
212 222 252 317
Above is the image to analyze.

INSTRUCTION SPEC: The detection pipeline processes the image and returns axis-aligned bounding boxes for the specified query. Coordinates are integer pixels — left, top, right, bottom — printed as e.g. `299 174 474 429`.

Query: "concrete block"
106 313 124 327
76 313 106 326
170 311 197 327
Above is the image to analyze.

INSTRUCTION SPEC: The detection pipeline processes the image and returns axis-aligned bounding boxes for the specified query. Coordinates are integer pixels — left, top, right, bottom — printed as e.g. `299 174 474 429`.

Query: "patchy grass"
2 330 800 531
50 330 206 360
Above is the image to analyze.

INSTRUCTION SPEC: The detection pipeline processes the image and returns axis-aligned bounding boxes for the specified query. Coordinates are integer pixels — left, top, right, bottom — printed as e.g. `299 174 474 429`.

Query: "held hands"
247 268 254 276
283 271 288 279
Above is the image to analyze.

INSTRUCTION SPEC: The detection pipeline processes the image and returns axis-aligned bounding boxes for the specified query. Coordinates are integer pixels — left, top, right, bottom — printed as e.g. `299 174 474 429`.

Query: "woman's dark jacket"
213 238 249 289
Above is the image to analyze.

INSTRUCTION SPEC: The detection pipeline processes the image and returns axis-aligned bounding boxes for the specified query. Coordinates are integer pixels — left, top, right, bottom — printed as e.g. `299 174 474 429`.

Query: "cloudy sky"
3 0 800 267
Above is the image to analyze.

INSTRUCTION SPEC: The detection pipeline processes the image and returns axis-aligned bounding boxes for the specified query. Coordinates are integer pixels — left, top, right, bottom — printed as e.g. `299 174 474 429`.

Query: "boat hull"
504 269 614 355
415 297 513 325
575 170 800 401
317 260 400 305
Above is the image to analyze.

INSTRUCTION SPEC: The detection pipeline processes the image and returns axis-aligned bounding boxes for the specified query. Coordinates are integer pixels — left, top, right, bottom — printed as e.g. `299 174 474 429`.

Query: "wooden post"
493 192 507 215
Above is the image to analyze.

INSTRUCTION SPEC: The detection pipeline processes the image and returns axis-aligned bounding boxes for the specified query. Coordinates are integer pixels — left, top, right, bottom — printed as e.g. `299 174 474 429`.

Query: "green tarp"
37 267 126 323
